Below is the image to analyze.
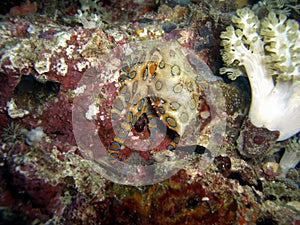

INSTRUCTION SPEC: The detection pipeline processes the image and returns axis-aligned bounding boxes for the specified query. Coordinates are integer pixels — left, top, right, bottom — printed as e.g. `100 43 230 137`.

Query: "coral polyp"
1 122 27 144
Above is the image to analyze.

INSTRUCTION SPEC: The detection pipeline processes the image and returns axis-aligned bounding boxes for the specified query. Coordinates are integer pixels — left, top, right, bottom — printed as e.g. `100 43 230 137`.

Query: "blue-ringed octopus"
108 42 203 162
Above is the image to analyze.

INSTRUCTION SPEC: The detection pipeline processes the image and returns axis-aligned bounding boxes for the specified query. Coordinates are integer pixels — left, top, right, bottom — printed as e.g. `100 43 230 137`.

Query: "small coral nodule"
1 122 27 144
25 127 45 147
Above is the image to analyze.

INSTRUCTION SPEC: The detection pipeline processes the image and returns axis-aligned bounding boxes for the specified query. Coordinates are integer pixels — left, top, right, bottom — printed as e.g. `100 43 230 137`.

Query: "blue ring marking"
119 73 127 81
199 83 207 90
166 117 177 128
109 141 122 151
143 67 148 81
180 112 189 123
117 127 129 139
123 56 131 65
151 72 156 79
121 66 130 77
150 94 157 103
119 84 128 94
149 130 156 140
146 107 155 115
155 80 163 90
173 136 180 144
111 113 119 120
159 60 165 69
132 115 137 124
150 55 158 63
137 98 148 111
148 118 156 126
133 93 141 105
196 74 203 82
158 107 165 115
132 57 138 67
124 111 133 124
169 101 181 110
171 65 180 76
109 153 123 162
169 49 175 57
187 81 194 92
150 133 156 139
121 63 130 70
125 92 131 103
149 47 158 55
128 70 136 79
148 126 156 131
132 80 138 94
137 100 144 111
173 83 183 93
167 143 175 150
114 97 124 111
188 98 196 110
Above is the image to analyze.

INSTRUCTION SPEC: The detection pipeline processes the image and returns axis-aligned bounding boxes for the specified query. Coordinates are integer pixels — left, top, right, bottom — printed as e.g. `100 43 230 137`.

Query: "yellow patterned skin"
108 44 200 161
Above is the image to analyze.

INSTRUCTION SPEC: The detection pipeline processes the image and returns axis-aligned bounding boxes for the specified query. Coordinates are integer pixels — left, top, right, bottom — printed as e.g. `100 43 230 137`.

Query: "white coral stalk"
220 8 300 141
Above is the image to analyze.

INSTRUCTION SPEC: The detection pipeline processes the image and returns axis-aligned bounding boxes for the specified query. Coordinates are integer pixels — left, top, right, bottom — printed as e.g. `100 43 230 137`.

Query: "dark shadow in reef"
14 74 61 110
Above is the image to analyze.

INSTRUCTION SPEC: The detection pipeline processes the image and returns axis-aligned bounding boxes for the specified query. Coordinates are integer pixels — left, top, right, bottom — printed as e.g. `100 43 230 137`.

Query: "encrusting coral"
220 7 300 142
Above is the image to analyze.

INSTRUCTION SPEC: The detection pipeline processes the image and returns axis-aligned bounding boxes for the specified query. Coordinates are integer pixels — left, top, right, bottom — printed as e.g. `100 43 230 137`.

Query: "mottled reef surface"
0 0 299 224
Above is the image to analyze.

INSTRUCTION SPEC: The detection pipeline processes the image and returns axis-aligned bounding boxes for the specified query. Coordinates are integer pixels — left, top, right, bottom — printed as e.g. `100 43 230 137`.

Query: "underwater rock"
162 22 177 33
237 118 280 158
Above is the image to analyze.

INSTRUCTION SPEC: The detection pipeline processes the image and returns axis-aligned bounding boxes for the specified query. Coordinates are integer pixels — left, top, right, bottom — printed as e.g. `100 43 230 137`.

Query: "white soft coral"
220 7 300 141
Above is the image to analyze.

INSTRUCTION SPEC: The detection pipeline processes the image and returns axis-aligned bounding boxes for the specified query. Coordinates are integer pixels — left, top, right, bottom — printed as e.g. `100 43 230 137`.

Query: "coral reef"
1 141 262 224
0 0 299 224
